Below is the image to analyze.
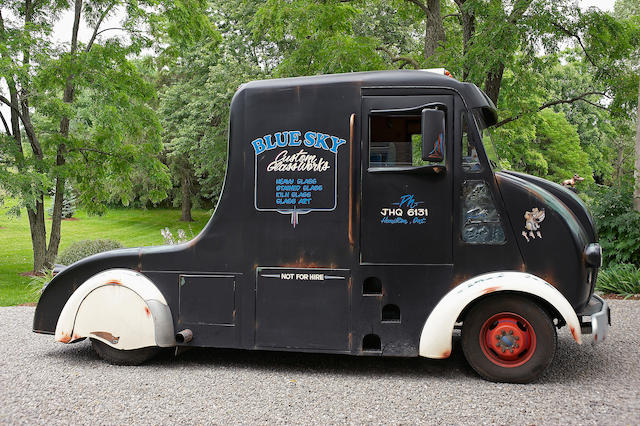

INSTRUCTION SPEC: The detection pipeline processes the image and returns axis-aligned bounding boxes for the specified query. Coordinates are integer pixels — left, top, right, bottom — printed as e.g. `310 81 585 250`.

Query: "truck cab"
34 70 610 383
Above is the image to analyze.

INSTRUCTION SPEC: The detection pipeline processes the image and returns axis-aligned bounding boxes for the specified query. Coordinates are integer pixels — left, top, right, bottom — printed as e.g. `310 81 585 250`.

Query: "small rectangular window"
369 115 429 168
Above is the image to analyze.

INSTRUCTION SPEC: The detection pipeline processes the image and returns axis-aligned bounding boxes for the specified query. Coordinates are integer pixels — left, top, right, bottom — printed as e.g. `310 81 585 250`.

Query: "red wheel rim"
479 312 537 368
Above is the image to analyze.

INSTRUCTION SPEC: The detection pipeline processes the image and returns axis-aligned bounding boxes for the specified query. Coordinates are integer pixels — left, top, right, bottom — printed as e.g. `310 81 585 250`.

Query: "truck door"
360 95 453 264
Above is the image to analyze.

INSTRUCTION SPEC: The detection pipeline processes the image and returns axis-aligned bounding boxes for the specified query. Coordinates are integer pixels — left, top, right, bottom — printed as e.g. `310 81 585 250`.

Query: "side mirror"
421 109 445 163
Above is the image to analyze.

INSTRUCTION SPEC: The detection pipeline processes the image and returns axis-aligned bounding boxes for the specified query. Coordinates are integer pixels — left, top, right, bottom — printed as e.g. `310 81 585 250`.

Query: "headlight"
584 243 602 268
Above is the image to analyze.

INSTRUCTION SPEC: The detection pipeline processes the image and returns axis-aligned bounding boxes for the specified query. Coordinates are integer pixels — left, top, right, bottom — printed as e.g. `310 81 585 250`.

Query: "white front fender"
55 269 175 350
419 272 582 359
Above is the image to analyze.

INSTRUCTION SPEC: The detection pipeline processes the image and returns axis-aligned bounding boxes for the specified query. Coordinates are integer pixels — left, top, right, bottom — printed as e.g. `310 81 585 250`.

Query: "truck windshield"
473 111 502 171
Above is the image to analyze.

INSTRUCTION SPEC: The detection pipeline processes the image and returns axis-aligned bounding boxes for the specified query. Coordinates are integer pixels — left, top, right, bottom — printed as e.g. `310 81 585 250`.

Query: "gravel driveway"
1 300 639 425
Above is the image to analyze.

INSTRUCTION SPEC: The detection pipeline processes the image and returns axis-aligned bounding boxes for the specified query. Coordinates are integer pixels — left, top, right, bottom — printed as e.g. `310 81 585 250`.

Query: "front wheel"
461 294 557 383
91 338 160 366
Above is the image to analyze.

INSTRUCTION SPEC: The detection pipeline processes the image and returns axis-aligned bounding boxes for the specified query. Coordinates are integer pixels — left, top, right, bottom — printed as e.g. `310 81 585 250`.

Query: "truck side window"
461 114 481 172
461 180 505 244
369 115 426 168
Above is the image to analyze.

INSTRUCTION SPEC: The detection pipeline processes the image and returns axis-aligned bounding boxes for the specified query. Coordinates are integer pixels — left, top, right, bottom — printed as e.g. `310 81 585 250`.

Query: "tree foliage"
0 0 211 271
2 0 640 271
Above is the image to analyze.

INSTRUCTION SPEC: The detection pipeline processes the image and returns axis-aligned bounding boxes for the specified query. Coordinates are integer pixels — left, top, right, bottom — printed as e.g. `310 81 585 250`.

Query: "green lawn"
0 200 210 306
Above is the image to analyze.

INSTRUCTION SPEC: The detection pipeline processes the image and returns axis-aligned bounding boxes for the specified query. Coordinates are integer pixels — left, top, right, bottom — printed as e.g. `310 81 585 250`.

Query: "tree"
0 0 210 272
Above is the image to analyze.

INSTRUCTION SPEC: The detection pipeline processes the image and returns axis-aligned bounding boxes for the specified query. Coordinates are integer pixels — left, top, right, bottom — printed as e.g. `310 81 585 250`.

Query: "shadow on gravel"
45 333 611 384
163 338 475 380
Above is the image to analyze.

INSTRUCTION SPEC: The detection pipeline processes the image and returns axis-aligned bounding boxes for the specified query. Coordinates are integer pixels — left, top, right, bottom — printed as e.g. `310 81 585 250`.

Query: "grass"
596 264 640 299
0 199 210 306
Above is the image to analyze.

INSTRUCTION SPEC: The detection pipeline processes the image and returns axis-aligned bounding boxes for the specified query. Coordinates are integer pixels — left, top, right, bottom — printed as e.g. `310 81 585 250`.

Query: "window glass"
369 114 428 168
461 180 505 244
461 114 481 172
473 112 501 171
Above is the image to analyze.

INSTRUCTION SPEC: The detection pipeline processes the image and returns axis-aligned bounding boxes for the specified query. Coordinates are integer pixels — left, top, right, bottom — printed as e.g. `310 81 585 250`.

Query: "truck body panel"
34 70 605 362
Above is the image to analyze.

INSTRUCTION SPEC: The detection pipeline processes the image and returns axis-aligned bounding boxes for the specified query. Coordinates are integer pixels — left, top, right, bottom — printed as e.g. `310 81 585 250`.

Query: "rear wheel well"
457 291 566 329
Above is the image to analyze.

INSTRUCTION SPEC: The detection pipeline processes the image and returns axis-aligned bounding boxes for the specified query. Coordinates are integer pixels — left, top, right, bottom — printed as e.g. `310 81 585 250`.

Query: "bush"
597 264 640 297
56 239 123 265
28 268 54 296
589 185 640 267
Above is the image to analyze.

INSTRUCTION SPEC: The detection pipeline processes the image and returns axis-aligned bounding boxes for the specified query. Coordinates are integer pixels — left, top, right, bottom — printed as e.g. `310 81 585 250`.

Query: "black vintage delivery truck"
33 70 610 383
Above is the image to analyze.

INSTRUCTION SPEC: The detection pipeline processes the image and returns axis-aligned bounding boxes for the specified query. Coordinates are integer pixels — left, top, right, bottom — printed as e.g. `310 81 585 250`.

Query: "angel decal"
522 208 545 242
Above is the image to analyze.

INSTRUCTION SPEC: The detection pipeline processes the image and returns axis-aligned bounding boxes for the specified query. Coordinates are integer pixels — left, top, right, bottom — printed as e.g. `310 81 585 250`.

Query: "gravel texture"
1 300 639 425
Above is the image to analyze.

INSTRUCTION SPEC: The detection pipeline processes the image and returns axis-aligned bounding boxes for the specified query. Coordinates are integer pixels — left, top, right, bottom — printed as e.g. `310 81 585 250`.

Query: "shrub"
56 239 123 265
596 264 640 297
589 185 640 267
28 268 54 296
161 226 194 245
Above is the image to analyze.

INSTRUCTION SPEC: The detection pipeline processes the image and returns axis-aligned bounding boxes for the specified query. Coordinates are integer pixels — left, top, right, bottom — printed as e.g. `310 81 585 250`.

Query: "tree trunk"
180 170 193 222
26 198 47 272
484 63 505 106
46 175 65 266
457 0 476 81
616 140 624 185
46 0 83 265
423 0 446 60
634 78 640 212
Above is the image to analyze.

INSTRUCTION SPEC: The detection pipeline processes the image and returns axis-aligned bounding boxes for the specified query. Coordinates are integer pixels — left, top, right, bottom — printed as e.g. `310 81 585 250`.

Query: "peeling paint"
570 326 579 342
91 331 120 344
482 286 501 295
57 332 71 343
281 254 327 269
144 306 151 317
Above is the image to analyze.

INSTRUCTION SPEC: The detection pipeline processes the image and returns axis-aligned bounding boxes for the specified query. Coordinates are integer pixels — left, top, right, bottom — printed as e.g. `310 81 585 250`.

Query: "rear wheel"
461 294 557 383
91 338 159 366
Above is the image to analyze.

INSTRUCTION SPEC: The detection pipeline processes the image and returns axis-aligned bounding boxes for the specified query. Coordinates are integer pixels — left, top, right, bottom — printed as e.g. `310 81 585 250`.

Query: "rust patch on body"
482 286 501 295
57 332 71 343
348 113 355 247
91 331 120 344
570 326 579 342
441 349 451 358
450 274 472 289
144 306 151 317
105 279 121 286
282 254 331 269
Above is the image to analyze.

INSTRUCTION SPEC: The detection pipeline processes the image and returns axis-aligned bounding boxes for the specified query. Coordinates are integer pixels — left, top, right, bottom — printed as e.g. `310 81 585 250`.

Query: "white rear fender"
419 272 582 359
55 269 175 350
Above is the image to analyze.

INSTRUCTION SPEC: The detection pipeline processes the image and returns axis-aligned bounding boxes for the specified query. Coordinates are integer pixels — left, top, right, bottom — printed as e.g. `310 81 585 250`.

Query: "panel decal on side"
379 194 429 225
522 208 545 242
252 130 347 227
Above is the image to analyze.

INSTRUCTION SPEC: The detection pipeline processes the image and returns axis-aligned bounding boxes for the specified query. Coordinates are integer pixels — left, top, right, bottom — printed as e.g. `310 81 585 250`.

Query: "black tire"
461 294 557 383
91 338 160 366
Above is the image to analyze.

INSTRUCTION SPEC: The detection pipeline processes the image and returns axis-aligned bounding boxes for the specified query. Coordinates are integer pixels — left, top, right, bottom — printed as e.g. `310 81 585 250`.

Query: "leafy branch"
376 46 420 69
495 91 609 127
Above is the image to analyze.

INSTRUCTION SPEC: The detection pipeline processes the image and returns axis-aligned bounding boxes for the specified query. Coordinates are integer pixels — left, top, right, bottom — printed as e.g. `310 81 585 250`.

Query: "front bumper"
578 294 610 343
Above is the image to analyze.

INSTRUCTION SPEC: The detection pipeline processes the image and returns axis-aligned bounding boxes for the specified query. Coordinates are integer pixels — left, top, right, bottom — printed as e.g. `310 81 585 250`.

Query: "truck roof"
239 70 497 125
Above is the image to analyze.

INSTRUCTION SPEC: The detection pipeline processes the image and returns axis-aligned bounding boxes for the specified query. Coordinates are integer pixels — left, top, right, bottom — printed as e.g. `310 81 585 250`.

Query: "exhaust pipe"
175 329 193 344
